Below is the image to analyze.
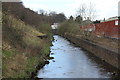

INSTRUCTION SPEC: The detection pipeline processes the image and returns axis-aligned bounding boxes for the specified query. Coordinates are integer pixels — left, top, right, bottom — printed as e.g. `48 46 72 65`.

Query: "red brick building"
80 17 120 39
94 18 120 39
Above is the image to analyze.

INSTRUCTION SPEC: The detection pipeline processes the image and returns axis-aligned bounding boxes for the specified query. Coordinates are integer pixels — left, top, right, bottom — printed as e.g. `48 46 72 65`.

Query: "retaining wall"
64 34 120 70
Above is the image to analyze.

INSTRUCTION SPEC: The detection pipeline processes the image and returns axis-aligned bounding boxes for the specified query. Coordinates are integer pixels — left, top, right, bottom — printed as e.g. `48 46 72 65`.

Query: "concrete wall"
64 34 120 70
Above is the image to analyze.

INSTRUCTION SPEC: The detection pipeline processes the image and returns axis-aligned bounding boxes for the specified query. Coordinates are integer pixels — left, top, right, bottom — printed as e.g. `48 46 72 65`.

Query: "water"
37 35 115 78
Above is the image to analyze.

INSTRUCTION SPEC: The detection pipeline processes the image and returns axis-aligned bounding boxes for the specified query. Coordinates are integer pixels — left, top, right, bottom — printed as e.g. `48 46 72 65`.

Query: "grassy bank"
58 20 118 52
2 14 52 78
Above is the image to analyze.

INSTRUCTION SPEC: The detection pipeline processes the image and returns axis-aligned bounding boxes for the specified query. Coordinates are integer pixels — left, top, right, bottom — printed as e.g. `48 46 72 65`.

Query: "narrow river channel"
37 35 116 78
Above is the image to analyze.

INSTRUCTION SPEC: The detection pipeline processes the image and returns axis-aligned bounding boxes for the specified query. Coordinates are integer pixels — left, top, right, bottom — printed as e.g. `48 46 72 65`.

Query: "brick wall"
81 19 120 39
94 19 120 39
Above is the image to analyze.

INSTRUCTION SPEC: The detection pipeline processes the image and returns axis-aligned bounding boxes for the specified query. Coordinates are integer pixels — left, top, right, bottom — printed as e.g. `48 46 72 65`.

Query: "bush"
58 20 79 35
2 14 52 78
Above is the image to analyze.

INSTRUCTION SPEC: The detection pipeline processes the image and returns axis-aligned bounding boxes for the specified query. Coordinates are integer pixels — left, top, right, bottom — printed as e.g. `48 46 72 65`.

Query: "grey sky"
21 0 119 20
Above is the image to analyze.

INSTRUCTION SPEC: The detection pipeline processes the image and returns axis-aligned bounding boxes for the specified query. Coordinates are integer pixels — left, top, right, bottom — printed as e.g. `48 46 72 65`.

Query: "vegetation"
2 1 68 78
77 3 96 21
58 20 80 36
2 2 66 26
2 14 52 78
58 17 118 54
57 2 96 37
2 2 61 78
57 2 118 51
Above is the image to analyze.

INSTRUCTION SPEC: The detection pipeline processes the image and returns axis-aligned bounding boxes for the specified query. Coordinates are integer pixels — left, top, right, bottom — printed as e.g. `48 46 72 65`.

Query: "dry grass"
75 34 118 53
3 52 27 78
2 14 51 78
86 35 118 49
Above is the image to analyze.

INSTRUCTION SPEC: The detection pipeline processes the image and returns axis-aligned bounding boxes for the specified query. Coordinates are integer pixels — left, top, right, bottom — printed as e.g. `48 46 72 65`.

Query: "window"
115 20 118 25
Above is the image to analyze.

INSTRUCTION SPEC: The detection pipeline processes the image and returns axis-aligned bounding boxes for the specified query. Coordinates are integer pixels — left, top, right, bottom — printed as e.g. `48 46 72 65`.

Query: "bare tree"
77 3 87 20
87 2 96 21
77 2 96 21
39 9 47 15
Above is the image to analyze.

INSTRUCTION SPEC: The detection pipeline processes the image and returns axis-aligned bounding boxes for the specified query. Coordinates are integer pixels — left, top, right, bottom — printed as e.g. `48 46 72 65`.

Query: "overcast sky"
21 0 119 20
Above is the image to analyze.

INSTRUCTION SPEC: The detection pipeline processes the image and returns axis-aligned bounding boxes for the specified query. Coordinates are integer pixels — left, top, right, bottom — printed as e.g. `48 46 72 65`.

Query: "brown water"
37 35 117 78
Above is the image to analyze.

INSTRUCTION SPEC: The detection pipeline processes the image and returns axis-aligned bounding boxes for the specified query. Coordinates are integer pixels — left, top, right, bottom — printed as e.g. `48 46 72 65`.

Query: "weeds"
2 14 52 78
58 20 80 36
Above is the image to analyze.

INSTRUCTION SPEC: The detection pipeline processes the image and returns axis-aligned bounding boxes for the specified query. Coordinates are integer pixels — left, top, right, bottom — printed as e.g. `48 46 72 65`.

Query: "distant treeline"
2 2 64 78
2 2 66 30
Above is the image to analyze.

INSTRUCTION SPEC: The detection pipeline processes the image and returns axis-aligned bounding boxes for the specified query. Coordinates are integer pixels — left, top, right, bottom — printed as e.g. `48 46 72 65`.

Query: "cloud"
22 0 119 19
23 3 50 11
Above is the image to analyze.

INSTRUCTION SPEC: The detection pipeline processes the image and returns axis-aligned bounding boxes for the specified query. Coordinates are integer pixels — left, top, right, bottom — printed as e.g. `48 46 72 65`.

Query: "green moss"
2 50 14 57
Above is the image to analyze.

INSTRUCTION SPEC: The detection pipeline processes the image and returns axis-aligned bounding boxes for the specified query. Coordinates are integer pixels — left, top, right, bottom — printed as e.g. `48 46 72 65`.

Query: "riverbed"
37 35 115 78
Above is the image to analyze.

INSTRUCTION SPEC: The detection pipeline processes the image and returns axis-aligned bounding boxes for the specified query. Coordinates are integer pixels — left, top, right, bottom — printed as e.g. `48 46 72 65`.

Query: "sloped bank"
63 34 120 71
2 14 52 78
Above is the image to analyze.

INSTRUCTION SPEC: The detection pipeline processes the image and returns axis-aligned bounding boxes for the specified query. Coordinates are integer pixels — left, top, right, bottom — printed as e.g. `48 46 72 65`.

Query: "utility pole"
118 1 120 41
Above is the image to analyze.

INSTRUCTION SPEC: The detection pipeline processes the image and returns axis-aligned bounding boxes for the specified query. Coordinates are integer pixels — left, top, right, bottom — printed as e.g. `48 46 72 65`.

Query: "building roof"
105 16 118 22
0 0 21 2
51 23 59 29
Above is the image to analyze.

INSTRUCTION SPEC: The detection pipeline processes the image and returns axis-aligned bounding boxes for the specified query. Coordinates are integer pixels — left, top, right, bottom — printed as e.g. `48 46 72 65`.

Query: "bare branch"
77 2 96 21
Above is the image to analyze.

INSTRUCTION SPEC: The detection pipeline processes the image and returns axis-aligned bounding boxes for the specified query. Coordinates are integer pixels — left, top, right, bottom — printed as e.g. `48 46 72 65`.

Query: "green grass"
2 14 52 78
26 57 38 72
2 50 13 57
43 44 50 55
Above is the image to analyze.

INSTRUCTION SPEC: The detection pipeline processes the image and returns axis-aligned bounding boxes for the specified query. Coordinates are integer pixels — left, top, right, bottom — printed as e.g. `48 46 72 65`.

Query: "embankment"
63 34 120 70
2 14 52 78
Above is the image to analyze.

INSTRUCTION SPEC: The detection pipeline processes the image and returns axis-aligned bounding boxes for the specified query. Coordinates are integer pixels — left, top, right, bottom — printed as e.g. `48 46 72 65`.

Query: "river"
37 35 116 78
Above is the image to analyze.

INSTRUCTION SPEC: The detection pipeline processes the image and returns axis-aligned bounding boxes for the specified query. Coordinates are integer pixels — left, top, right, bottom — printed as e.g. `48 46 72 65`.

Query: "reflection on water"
37 35 116 78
